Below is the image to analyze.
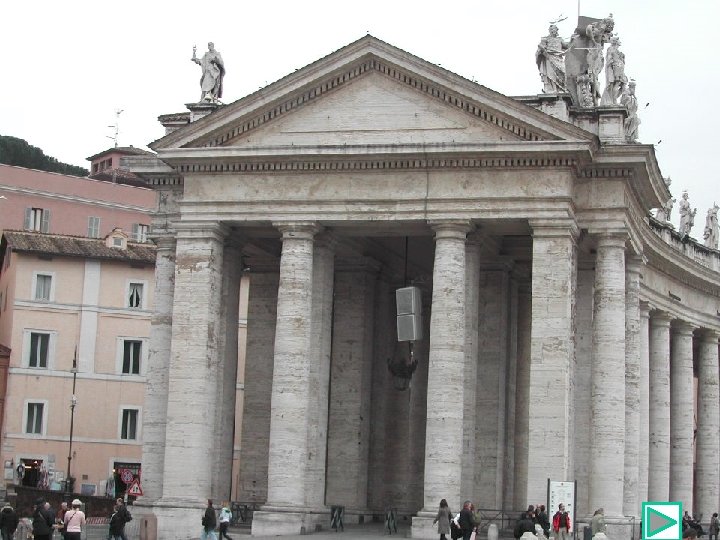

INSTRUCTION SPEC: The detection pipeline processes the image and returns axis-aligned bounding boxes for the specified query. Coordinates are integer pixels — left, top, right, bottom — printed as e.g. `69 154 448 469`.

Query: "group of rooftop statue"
191 42 225 103
536 15 640 142
654 190 719 250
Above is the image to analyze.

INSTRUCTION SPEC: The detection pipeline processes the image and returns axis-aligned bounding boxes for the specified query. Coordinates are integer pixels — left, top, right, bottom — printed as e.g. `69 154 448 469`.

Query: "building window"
88 216 101 238
121 409 139 440
132 224 149 243
34 273 52 301
24 208 50 233
128 283 143 309
25 402 45 434
122 340 142 374
28 333 50 368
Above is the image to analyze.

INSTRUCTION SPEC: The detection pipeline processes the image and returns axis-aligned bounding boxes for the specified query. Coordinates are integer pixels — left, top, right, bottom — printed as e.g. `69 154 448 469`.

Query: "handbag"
470 532 476 540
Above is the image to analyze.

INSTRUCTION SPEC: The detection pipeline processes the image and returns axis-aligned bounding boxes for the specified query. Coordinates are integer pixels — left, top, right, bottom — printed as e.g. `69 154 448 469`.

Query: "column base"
597 516 637 540
141 497 207 540
411 515 437 539
252 507 325 536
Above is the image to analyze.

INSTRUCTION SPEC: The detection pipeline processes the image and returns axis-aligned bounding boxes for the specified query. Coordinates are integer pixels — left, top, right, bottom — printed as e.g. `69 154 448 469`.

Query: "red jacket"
553 512 572 532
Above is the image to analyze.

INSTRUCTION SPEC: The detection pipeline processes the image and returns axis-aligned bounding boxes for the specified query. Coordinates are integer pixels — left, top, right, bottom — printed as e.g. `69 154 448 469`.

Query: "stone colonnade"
139 219 720 539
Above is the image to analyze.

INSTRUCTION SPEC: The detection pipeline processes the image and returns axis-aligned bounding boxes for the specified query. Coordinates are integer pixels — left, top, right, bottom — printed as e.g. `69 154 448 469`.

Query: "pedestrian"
63 499 86 540
114 498 132 540
514 509 535 539
32 498 54 540
458 501 478 540
109 503 125 540
591 508 606 537
201 499 218 540
433 499 452 540
552 503 571 540
709 513 719 540
0 502 19 540
55 501 68 539
218 502 233 540
537 505 550 537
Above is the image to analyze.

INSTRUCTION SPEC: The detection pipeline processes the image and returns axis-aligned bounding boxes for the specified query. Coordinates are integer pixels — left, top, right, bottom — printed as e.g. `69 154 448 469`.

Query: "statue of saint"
620 80 641 142
704 204 719 249
192 42 225 103
536 24 569 93
678 191 697 236
584 15 615 104
601 36 627 105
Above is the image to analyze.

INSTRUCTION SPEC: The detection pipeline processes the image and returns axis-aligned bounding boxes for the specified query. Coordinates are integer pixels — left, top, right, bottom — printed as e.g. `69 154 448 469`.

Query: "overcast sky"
2 0 717 237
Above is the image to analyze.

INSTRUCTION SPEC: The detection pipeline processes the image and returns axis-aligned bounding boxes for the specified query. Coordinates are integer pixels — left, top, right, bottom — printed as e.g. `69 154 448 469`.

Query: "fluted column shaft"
648 312 672 501
695 331 720 519
265 222 320 507
637 302 651 507
623 258 642 517
139 235 176 502
590 234 626 517
421 221 470 512
670 322 696 508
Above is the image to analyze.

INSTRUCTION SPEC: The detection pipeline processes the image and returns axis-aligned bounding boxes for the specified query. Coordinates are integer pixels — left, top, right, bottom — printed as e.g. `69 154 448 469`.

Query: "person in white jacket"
218 503 232 540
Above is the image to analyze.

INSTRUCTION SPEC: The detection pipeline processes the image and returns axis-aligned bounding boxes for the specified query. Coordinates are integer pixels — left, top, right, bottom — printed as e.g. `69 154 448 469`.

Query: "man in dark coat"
114 498 132 540
0 502 19 540
32 499 55 540
458 501 477 540
202 499 218 540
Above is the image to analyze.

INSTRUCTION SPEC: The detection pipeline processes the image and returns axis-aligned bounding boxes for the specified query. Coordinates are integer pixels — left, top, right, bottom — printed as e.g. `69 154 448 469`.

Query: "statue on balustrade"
191 42 225 103
620 80 641 142
536 24 570 93
656 196 676 223
704 203 719 249
678 191 697 236
564 14 615 107
601 36 627 105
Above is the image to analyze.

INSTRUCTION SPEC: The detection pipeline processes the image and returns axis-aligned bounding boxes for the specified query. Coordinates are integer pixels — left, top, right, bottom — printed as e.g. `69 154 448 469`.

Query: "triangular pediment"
151 35 595 152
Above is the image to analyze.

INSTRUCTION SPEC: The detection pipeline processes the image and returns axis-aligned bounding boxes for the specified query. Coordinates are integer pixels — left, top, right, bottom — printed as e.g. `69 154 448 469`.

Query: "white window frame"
118 407 142 441
24 208 50 233
87 216 101 238
22 329 57 369
23 400 49 436
32 271 55 302
116 337 148 376
132 223 149 243
126 280 147 310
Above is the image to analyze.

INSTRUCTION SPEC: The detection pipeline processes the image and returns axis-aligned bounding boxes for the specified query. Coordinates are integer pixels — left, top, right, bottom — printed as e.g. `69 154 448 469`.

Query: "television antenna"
106 109 124 148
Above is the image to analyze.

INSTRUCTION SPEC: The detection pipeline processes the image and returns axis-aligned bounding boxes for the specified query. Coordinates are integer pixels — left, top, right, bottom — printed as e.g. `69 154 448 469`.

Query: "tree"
0 135 89 177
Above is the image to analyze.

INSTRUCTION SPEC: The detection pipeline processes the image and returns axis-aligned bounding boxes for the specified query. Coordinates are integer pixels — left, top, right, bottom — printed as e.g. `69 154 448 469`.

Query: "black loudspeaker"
396 286 423 341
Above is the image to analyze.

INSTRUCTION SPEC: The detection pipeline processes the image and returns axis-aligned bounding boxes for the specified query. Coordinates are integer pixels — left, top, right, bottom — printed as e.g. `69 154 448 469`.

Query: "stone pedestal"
185 101 220 122
252 508 325 536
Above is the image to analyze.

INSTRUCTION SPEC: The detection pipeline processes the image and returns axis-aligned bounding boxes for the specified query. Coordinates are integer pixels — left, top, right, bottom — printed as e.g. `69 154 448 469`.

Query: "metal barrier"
229 502 261 526
385 508 398 534
331 505 345 531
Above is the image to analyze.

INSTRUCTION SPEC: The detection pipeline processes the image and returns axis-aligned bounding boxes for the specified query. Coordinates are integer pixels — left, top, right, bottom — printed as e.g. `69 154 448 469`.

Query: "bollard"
487 523 498 540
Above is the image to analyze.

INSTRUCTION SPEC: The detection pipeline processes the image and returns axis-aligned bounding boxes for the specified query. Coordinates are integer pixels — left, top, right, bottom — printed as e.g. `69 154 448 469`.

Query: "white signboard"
548 480 576 533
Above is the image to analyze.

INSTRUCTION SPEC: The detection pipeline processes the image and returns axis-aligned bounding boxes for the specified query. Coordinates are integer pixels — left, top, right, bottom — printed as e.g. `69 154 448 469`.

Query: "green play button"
642 502 682 540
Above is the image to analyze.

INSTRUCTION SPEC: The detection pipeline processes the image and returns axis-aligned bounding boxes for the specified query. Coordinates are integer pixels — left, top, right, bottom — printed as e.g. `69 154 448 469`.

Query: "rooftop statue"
678 191 697 237
536 24 570 93
192 42 225 103
564 14 615 107
656 196 676 223
600 36 627 105
620 80 641 142
704 204 719 249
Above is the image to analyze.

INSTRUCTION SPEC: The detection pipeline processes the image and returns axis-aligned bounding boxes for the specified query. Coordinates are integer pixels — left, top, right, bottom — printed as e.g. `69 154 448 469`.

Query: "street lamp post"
65 350 78 493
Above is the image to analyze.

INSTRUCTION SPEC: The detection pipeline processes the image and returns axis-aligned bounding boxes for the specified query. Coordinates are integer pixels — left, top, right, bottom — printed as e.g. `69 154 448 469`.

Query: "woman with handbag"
433 499 452 540
63 499 86 540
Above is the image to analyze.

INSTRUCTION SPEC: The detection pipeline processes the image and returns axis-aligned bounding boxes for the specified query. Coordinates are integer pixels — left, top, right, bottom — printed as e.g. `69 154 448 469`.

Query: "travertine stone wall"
326 259 378 512
305 235 335 509
513 284 532 510
421 221 469 512
623 258 642 516
475 266 509 508
590 235 626 518
648 313 672 501
503 277 519 511
669 322 695 509
526 222 577 503
265 222 319 507
237 267 279 502
694 331 720 519
463 237 480 504
161 224 226 502
573 265 595 514
637 302 651 508
140 236 175 502
212 240 243 501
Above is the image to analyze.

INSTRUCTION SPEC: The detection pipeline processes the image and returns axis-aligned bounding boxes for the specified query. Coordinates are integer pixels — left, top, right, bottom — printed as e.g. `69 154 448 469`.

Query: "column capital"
151 235 177 251
174 221 230 242
594 231 629 249
314 230 339 251
626 255 645 274
273 221 322 240
671 320 698 336
639 301 651 318
698 329 720 344
429 220 472 240
528 218 579 240
650 310 673 327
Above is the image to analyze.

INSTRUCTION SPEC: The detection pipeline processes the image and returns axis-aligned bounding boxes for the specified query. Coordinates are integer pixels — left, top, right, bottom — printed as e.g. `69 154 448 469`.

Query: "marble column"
252 222 321 536
669 321 696 509
637 302 651 507
513 283 532 510
648 312 672 501
525 220 578 503
590 234 626 518
326 257 378 519
412 220 469 539
155 223 227 540
623 257 641 517
694 330 720 520
503 275 519 511
137 235 175 504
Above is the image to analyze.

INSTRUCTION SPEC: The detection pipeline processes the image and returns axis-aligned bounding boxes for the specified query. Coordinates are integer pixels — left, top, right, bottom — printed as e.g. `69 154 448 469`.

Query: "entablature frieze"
641 288 720 334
